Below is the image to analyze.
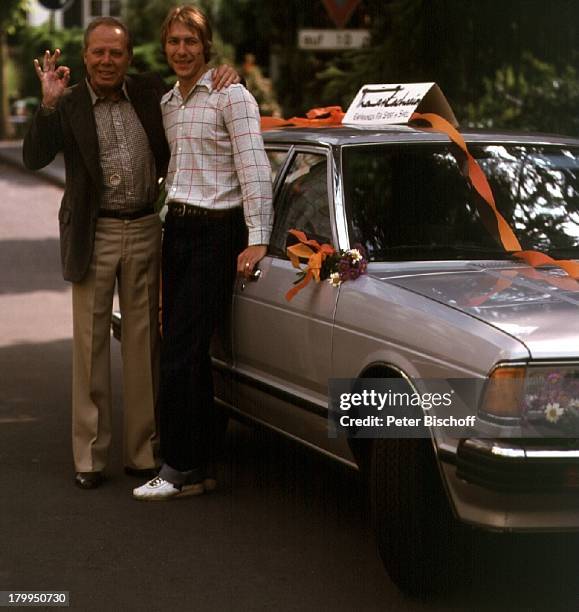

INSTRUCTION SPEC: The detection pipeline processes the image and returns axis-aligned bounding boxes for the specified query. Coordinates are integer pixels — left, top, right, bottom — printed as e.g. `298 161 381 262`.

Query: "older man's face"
83 25 131 96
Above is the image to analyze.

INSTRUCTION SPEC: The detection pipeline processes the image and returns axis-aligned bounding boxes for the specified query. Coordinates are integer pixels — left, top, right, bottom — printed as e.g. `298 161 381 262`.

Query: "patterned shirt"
87 79 157 211
161 70 273 245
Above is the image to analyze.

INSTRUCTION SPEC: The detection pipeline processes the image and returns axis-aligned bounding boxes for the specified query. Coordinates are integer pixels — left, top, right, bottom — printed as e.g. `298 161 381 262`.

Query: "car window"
266 149 289 185
343 143 579 261
269 152 331 257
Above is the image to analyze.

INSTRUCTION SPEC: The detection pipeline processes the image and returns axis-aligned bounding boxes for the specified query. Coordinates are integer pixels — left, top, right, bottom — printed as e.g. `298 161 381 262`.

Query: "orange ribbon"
410 112 579 282
285 229 335 301
261 106 345 131
269 107 579 292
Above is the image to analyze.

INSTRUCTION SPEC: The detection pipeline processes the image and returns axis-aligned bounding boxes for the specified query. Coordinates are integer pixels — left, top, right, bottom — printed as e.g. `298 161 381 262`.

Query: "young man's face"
83 25 131 95
165 22 206 87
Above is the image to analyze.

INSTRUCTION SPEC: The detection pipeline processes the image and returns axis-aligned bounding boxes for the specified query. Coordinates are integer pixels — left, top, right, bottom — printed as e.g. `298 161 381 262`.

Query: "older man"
23 17 238 489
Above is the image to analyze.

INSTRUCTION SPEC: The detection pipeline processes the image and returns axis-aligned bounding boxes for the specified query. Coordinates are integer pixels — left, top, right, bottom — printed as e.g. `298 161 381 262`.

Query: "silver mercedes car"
213 125 579 594
115 124 579 595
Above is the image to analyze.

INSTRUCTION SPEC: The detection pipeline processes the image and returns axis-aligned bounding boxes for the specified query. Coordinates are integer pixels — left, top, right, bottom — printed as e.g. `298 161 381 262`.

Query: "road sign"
38 0 75 10
298 29 370 51
322 0 362 29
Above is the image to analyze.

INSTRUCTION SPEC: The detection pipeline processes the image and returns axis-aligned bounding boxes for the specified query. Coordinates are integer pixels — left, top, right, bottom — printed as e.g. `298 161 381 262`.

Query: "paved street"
0 160 578 611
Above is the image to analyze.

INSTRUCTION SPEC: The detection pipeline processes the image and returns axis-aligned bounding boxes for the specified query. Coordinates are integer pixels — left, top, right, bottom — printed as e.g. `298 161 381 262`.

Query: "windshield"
343 143 579 261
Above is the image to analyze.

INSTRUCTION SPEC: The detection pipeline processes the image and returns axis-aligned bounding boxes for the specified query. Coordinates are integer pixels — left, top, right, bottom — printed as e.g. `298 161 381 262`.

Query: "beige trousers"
71 214 161 472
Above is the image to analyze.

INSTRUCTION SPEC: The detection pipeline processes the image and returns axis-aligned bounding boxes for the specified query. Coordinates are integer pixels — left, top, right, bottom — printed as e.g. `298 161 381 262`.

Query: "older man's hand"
34 49 71 109
212 64 241 90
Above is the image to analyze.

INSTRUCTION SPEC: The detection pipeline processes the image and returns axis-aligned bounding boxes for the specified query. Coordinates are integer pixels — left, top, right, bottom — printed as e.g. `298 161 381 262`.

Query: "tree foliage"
0 0 28 33
1 0 28 137
465 54 579 135
7 0 579 136
214 0 579 134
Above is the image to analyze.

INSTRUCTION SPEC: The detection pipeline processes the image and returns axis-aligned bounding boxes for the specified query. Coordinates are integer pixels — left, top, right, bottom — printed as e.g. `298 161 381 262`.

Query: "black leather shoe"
124 467 159 479
75 471 103 489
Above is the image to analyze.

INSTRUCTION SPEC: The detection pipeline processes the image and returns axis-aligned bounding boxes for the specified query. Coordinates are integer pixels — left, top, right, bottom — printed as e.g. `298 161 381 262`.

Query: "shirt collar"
160 69 214 106
86 78 130 106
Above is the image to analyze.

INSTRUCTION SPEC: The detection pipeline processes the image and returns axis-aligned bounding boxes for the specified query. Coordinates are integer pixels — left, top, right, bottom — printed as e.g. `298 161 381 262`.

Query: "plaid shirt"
161 70 273 245
87 80 157 211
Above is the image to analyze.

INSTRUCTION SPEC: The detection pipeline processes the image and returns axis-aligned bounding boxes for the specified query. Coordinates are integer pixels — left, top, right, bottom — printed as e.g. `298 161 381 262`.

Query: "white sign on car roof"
343 83 458 127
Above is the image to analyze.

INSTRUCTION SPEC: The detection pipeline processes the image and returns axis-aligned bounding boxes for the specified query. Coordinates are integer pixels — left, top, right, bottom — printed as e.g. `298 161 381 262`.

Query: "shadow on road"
227 422 579 611
0 238 65 294
1 337 578 611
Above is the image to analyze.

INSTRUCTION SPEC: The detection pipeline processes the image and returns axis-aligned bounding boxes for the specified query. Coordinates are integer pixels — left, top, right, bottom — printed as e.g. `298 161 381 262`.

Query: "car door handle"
240 267 261 291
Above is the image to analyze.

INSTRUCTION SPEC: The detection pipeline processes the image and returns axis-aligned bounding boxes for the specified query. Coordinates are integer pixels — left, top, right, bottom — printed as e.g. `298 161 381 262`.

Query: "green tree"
322 0 579 133
466 54 579 136
0 0 27 138
214 0 579 134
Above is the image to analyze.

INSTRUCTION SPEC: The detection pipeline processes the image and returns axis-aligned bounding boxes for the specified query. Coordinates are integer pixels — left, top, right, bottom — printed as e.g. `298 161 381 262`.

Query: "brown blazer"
23 73 170 283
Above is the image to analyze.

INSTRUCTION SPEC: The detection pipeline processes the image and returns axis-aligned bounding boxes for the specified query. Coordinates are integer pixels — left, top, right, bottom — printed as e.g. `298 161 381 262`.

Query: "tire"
370 437 469 596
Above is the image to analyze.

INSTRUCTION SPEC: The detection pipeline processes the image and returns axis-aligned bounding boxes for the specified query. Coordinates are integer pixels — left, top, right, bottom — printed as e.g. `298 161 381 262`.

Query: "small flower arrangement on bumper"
522 370 579 435
285 229 368 301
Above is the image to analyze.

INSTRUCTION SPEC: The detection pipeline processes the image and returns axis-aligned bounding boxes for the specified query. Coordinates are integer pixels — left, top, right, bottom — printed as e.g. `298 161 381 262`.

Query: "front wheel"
369 437 470 596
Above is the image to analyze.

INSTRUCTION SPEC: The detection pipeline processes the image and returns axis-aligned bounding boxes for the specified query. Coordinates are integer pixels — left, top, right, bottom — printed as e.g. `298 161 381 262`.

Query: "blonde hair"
161 5 212 63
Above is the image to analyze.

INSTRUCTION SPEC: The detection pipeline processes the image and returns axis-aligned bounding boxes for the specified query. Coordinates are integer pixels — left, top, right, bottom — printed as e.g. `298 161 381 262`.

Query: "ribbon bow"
285 229 335 301
261 106 345 131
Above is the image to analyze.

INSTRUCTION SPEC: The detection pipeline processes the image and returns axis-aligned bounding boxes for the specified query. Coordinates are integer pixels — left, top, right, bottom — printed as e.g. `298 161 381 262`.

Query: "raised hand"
33 49 71 108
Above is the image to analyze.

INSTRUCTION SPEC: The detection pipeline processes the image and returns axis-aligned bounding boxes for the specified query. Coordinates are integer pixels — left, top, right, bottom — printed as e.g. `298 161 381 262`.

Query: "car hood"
373 261 579 360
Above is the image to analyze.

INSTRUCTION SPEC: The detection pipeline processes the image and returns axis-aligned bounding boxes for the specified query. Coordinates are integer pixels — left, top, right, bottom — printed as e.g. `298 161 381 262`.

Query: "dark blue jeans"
159 207 245 484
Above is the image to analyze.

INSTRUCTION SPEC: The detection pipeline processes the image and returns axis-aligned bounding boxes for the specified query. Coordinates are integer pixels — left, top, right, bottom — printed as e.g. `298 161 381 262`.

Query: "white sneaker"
132 476 204 501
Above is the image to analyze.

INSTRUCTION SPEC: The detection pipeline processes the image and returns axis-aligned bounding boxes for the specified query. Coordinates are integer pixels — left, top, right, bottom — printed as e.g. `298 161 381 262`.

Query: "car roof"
262 124 579 148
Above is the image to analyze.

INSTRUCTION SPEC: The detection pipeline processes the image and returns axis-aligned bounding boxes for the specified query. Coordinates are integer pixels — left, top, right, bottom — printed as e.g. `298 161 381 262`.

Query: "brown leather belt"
98 207 154 220
167 202 237 219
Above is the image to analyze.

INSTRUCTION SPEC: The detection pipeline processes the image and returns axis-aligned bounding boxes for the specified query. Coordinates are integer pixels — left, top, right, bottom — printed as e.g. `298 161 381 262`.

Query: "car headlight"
480 363 579 431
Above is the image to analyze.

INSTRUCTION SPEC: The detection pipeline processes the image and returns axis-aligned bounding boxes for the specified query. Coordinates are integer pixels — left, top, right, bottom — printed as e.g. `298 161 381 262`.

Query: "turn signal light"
479 365 526 418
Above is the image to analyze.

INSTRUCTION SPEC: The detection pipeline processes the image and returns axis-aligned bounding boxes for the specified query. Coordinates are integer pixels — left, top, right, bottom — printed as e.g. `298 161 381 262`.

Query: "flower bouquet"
321 247 368 288
522 370 579 435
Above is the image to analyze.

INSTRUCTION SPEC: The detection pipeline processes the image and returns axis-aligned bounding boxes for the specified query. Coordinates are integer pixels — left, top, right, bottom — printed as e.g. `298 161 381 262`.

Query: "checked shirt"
161 69 273 245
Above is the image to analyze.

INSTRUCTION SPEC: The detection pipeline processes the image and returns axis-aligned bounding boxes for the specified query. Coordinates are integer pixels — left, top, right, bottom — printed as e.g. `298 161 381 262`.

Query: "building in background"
28 0 125 30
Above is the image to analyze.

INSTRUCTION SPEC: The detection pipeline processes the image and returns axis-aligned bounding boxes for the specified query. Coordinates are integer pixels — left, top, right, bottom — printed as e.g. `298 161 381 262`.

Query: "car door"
229 146 342 449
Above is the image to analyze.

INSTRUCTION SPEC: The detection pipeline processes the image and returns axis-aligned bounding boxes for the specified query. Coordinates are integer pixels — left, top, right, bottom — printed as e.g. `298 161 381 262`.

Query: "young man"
23 17 239 489
133 5 273 500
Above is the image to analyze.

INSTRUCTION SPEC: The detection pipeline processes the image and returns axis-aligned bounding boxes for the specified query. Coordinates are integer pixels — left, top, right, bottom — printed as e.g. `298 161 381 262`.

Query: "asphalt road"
1 162 578 611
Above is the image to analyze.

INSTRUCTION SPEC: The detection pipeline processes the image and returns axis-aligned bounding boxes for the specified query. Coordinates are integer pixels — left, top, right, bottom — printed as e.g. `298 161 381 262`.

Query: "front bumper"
457 438 579 492
441 438 579 531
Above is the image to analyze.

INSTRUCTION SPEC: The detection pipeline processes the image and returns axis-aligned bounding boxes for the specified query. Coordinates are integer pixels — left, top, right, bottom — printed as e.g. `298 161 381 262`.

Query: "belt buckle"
173 203 186 217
